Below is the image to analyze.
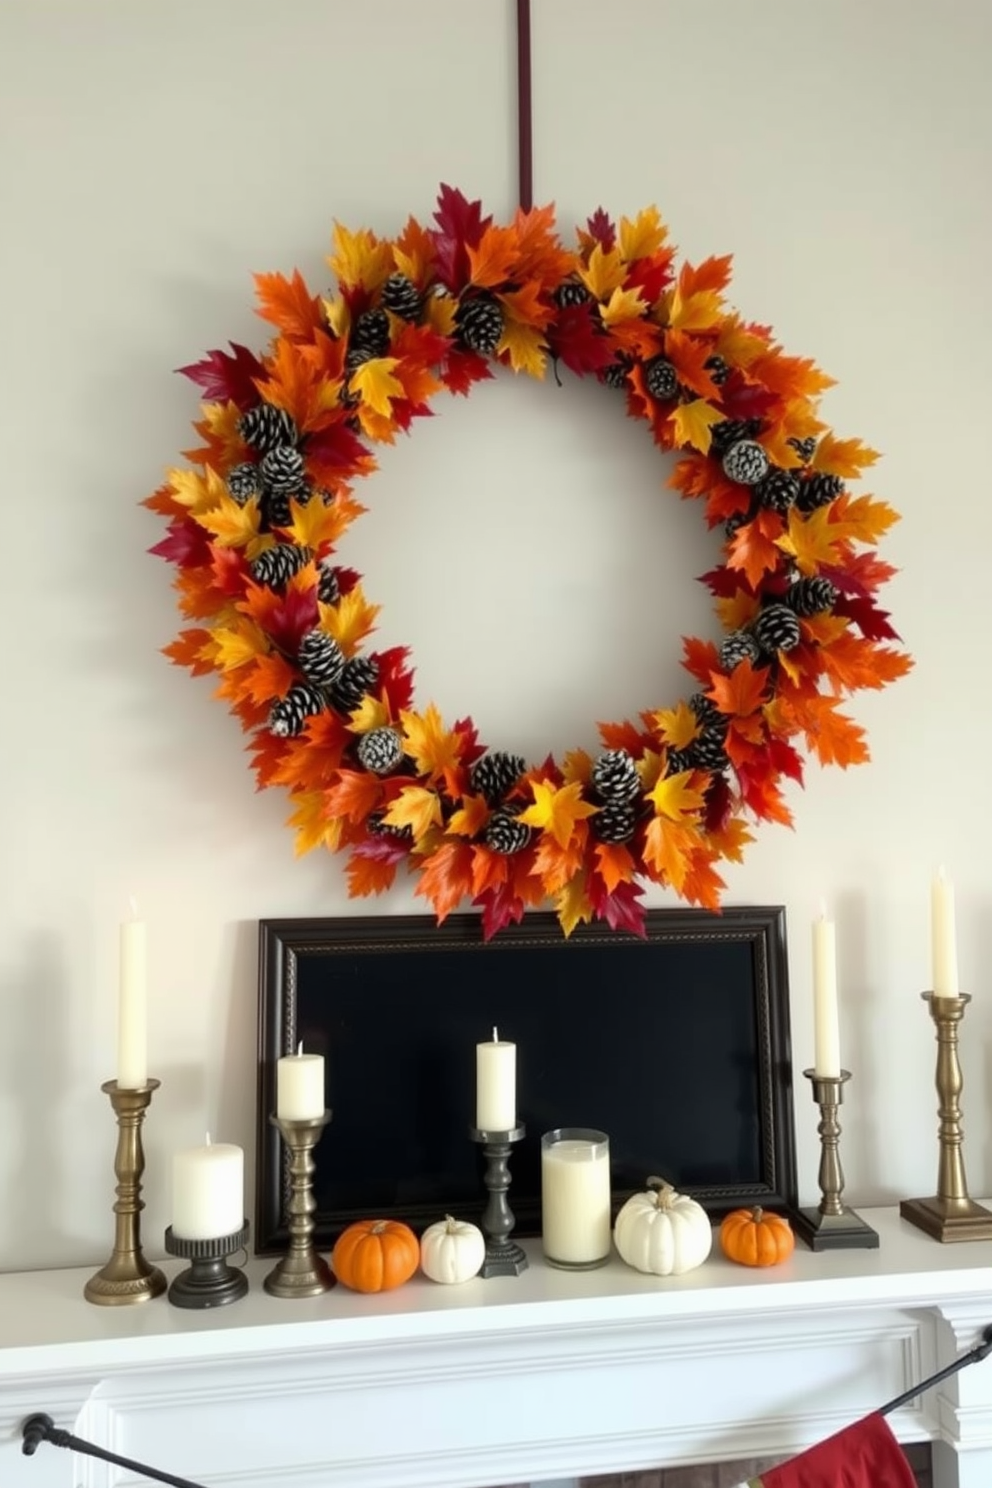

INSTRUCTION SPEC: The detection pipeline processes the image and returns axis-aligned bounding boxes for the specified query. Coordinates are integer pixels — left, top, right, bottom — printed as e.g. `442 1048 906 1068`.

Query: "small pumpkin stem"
647 1175 676 1208
751 1207 764 1224
371 1221 388 1234
444 1214 458 1231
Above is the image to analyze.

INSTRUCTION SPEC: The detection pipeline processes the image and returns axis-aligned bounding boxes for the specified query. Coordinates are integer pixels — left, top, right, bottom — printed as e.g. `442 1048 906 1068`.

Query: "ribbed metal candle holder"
900 992 992 1242
84 1079 167 1306
793 1070 878 1251
164 1221 250 1308
264 1110 335 1297
469 1123 528 1277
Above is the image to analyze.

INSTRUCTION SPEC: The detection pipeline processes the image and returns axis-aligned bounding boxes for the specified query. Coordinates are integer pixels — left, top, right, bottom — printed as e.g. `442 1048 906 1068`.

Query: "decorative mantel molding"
4 1209 992 1488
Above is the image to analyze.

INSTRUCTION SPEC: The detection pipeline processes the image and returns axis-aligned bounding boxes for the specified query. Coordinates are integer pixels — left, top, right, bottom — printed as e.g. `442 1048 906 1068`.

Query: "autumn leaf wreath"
148 185 911 939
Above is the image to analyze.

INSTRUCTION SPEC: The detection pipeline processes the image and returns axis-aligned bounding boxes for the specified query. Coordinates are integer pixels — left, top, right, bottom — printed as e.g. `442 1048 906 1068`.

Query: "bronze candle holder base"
792 1070 879 1251
165 1221 250 1308
84 1079 167 1306
264 1110 335 1298
900 993 992 1242
470 1123 528 1277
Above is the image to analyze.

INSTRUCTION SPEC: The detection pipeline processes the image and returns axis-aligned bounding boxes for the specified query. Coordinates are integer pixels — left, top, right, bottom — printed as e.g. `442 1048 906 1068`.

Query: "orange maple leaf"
677 255 734 298
787 693 871 768
392 214 437 286
254 269 323 341
447 795 490 839
530 831 589 894
400 703 463 784
663 330 720 401
682 636 721 684
287 490 366 551
346 852 401 898
643 816 702 891
832 492 900 547
323 769 382 825
812 434 880 479
269 711 352 792
415 840 477 922
471 844 510 899
680 851 727 910
519 779 599 848
256 337 339 433
728 510 785 587
778 505 846 575
749 350 835 401
242 653 296 705
163 628 216 676
467 224 520 288
817 634 913 694
715 589 761 632
707 659 769 718
286 790 343 856
513 202 575 289
594 842 636 894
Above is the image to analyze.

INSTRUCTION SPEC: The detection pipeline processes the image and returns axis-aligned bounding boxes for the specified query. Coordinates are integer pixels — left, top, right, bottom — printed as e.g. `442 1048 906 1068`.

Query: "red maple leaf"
177 343 267 408
430 184 492 291
475 880 528 941
822 553 898 601
833 594 901 642
584 208 616 251
626 254 674 305
375 645 416 714
441 349 494 397
586 876 647 937
149 517 211 569
597 719 651 754
546 305 614 376
304 420 374 477
682 636 721 685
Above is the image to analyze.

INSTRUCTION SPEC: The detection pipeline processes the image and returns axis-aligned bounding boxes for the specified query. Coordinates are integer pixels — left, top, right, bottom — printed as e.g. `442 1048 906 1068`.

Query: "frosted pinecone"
591 799 637 845
317 560 340 605
796 472 844 512
788 436 817 465
722 439 770 486
705 355 731 386
469 751 526 805
687 731 727 772
665 747 693 775
227 463 260 503
250 543 313 588
330 655 380 713
260 445 306 496
350 308 390 357
367 811 413 843
356 726 404 775
591 749 640 803
755 469 800 512
753 604 802 653
786 576 838 616
298 630 345 687
644 356 679 402
239 403 298 454
601 359 630 389
380 273 422 321
710 418 763 457
484 808 532 855
724 506 754 539
455 295 504 355
262 490 293 529
269 682 324 738
720 630 762 670
554 279 590 308
689 692 727 735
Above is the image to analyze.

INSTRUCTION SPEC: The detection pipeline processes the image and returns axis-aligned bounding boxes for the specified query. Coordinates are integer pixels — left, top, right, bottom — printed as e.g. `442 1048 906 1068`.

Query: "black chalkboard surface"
255 907 797 1253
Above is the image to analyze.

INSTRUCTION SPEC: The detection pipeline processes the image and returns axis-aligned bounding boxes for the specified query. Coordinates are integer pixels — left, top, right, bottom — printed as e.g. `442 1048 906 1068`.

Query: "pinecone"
796 472 844 512
687 730 727 772
262 490 293 529
591 799 637 845
227 463 260 503
269 682 324 738
705 355 731 386
786 576 838 616
380 273 422 321
239 403 298 454
601 359 630 389
753 604 802 653
351 308 390 357
367 811 413 843
722 439 770 486
250 543 313 588
710 418 763 457
470 751 526 805
298 629 345 687
317 560 340 605
455 295 504 355
720 630 761 670
666 747 693 775
644 356 679 402
591 749 640 803
484 808 532 855
260 445 306 496
755 469 800 512
555 279 590 308
356 726 404 775
330 655 380 713
689 692 727 735
724 506 754 539
788 436 817 465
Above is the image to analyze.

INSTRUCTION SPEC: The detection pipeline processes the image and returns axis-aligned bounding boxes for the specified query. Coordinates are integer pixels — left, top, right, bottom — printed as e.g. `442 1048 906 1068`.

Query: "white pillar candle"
475 1027 516 1131
171 1135 244 1240
276 1042 325 1120
812 904 841 1078
117 911 147 1089
931 867 959 997
541 1129 611 1267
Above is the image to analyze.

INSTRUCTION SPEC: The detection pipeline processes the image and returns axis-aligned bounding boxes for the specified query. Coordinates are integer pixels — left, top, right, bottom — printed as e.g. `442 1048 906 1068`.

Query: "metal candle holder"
469 1123 528 1277
793 1070 878 1251
900 992 992 1241
263 1110 335 1297
164 1221 250 1308
84 1079 167 1306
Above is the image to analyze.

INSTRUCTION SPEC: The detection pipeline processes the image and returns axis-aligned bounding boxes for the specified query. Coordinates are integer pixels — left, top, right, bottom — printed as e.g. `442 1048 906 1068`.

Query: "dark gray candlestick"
469 1124 528 1277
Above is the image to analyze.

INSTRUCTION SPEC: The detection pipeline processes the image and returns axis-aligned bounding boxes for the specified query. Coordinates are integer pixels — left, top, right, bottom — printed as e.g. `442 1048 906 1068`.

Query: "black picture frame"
255 906 798 1255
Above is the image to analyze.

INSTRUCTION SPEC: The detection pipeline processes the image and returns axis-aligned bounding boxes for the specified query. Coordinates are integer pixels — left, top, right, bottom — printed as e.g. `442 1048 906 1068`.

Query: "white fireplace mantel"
4 1207 992 1488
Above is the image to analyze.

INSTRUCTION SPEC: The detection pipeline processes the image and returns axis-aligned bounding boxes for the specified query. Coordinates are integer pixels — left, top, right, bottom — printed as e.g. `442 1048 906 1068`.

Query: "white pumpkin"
419 1215 486 1284
613 1178 712 1276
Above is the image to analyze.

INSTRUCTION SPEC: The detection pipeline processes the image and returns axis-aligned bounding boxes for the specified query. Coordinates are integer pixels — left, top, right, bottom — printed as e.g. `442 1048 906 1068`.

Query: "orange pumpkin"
719 1206 795 1268
331 1219 420 1293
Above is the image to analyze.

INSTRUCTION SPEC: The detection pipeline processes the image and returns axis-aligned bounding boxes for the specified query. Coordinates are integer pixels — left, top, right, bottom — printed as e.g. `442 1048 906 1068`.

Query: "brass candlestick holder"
901 992 992 1241
793 1071 878 1250
263 1110 335 1297
84 1079 167 1305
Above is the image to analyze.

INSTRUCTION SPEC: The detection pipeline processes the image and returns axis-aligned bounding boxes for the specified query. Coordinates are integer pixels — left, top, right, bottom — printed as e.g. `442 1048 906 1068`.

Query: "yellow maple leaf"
519 779 599 849
348 695 390 733
669 288 724 332
321 584 381 656
652 700 700 750
424 293 457 338
713 315 770 369
579 243 626 301
321 295 349 338
554 872 594 938
599 285 647 327
195 401 245 465
642 816 701 892
836 493 900 546
168 465 227 517
327 223 393 293
561 748 594 785
637 747 666 793
382 786 443 842
777 505 845 575
212 619 269 671
401 703 463 782
197 492 262 549
715 590 761 631
288 489 367 550
497 319 547 378
648 770 707 822
670 399 725 454
349 357 405 418
447 795 490 839
287 790 343 856
812 433 880 479
618 206 667 262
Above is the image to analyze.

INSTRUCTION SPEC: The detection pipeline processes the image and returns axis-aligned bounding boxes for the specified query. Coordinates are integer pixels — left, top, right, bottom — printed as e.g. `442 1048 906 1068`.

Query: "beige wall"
1 0 991 1272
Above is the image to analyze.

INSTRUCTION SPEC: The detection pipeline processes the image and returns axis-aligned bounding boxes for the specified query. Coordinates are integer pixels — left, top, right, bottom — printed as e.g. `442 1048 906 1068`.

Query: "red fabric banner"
754 1412 917 1486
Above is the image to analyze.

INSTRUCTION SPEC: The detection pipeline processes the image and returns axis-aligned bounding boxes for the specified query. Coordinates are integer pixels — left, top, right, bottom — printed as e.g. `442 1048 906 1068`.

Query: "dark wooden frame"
255 906 798 1254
